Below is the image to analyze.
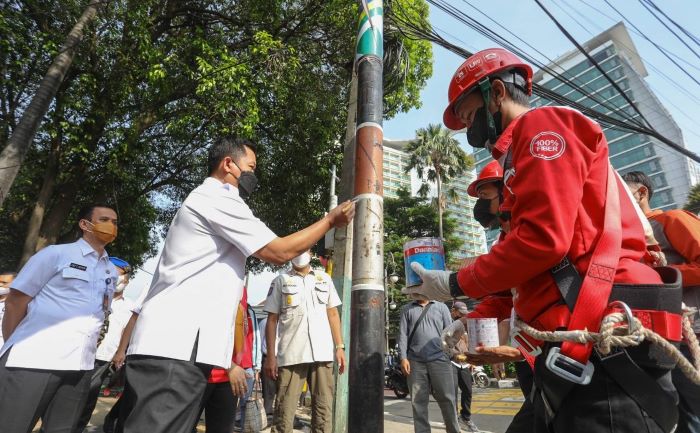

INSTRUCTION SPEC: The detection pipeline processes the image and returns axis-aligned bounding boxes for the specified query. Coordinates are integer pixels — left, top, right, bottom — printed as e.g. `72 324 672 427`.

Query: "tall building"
475 22 694 246
384 139 486 258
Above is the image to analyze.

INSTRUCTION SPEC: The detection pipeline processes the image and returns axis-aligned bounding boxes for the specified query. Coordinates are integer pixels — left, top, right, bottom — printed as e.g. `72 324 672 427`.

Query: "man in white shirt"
264 251 345 433
121 137 354 433
75 257 135 433
0 204 119 433
0 270 17 347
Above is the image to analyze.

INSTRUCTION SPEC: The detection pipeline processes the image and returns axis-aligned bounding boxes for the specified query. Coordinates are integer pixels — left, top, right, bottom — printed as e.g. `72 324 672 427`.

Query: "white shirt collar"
77 238 109 260
203 177 240 197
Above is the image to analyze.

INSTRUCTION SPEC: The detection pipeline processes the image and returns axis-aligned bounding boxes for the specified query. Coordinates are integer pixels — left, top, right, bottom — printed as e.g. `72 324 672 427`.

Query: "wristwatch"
335 343 345 350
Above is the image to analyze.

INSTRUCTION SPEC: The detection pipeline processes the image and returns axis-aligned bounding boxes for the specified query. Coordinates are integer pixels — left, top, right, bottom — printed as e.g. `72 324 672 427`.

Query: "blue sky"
384 0 700 156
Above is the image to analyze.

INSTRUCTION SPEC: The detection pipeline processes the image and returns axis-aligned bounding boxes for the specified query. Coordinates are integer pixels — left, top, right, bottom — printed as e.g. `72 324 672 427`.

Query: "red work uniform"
456 106 661 332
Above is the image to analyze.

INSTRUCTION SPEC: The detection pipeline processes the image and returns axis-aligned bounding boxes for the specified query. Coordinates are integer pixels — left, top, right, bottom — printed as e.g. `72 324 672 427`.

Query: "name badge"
69 263 87 271
286 295 293 305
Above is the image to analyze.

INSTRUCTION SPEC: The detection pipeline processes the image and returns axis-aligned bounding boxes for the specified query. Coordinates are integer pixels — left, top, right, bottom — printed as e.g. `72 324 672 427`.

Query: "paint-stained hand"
328 200 355 228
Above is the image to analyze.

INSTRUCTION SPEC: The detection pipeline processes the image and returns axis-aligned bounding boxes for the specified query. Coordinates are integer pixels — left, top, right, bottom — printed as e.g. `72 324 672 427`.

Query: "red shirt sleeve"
467 294 513 322
457 108 599 298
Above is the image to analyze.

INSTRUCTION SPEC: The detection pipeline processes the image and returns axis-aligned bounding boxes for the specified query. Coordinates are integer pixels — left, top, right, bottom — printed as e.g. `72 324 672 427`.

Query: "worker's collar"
290 268 315 277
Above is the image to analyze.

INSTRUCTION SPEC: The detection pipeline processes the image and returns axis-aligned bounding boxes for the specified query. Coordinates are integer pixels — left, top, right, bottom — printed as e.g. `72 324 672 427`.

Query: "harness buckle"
511 329 542 357
545 347 595 385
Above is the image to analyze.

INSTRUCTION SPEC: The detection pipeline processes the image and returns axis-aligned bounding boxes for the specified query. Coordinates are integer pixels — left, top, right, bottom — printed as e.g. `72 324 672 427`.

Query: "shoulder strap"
559 165 622 365
407 303 433 350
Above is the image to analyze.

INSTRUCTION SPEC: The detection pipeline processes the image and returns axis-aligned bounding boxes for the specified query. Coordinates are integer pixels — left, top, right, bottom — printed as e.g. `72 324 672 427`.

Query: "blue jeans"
237 368 256 428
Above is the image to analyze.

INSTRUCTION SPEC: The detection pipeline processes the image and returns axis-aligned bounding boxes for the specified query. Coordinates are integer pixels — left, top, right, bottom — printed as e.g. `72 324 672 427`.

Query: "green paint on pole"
356 2 383 58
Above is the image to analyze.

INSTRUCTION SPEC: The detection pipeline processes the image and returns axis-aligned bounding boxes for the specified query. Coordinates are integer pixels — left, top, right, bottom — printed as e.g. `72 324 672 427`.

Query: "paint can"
466 318 500 354
403 237 446 287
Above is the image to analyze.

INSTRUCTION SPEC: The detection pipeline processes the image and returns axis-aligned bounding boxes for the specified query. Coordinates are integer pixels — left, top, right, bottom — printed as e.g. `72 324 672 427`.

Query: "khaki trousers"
272 362 334 433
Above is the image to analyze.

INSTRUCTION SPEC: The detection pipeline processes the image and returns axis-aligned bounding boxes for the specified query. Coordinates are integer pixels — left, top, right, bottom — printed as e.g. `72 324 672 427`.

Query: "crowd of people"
0 44 699 433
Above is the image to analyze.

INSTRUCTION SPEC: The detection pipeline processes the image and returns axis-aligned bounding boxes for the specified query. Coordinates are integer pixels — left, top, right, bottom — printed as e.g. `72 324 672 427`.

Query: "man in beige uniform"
264 250 345 433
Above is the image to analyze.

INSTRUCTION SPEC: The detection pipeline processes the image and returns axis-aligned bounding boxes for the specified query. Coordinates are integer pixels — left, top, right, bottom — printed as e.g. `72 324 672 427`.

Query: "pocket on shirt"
280 284 301 311
314 284 329 305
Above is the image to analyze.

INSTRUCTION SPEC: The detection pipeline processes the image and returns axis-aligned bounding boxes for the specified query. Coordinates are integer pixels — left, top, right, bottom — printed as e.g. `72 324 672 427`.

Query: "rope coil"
513 309 700 384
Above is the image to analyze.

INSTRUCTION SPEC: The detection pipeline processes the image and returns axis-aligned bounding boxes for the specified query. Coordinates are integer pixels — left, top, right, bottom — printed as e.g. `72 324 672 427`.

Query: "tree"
405 123 473 240
0 0 434 271
383 187 461 339
685 183 700 215
0 0 103 208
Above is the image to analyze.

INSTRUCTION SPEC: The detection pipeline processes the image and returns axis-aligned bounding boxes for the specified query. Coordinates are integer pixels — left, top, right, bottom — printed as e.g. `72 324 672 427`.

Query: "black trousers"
192 381 238 433
0 350 92 433
533 350 677 433
452 365 473 420
261 354 276 415
121 353 213 433
673 345 700 433
74 359 111 432
505 361 539 433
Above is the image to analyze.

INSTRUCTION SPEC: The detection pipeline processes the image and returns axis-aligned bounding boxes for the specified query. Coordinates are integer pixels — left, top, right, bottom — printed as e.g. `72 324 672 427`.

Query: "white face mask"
115 274 128 293
0 287 9 296
291 252 311 269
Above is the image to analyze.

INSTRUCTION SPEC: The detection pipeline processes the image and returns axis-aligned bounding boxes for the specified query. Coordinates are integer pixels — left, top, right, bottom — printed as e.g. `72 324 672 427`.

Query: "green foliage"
384 187 461 338
685 183 700 215
0 0 433 270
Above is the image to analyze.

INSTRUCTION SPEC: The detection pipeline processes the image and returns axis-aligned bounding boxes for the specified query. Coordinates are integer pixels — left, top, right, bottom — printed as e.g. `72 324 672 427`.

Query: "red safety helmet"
443 48 533 131
468 160 503 197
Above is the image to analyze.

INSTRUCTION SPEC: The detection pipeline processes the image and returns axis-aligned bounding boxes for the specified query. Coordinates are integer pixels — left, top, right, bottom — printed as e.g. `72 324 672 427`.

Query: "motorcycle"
385 351 409 399
471 365 490 389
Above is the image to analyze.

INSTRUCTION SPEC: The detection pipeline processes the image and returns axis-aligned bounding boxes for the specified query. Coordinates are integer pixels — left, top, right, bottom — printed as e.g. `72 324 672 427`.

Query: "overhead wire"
389 0 700 164
602 0 700 86
642 0 700 48
637 0 700 63
428 0 649 129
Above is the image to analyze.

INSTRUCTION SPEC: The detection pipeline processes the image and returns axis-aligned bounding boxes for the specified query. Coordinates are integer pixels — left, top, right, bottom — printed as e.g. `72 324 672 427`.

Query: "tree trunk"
0 0 102 208
19 133 61 266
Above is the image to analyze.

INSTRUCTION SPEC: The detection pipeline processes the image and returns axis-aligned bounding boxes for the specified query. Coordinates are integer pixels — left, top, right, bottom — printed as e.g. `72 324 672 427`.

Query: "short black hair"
207 136 257 175
77 203 116 224
622 171 654 200
0 271 16 276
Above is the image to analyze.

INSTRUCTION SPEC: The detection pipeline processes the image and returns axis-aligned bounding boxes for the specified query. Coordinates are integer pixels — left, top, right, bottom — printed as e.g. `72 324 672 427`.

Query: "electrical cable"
637 0 700 63
534 0 653 129
389 1 700 164
602 0 700 87
643 0 700 48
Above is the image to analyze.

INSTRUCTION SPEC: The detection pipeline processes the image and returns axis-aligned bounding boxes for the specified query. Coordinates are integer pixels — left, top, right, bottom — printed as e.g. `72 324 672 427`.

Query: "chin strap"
477 77 498 145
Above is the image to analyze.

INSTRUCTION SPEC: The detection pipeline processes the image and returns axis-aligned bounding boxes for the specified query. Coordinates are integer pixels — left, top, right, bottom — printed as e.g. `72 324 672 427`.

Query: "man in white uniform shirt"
0 271 17 347
264 251 345 433
75 257 135 433
121 137 354 433
0 204 119 433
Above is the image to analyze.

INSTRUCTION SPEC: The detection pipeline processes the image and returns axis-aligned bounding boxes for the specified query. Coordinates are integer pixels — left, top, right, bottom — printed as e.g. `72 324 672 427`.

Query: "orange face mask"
86 221 118 244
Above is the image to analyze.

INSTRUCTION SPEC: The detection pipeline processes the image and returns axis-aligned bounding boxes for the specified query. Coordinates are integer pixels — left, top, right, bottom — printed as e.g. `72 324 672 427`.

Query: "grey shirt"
398 301 452 363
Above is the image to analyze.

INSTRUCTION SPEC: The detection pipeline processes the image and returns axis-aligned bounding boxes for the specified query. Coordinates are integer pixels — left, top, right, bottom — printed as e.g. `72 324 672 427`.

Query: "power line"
602 0 700 87
643 0 700 48
389 0 700 164
534 0 653 128
637 0 700 63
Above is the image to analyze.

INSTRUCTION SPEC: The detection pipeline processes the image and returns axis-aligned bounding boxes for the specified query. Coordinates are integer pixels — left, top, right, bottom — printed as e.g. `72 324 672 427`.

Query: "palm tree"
0 0 103 208
685 183 700 215
405 123 473 240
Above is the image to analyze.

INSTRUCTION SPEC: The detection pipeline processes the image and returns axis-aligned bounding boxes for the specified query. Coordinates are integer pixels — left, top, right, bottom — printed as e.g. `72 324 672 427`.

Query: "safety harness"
500 147 683 431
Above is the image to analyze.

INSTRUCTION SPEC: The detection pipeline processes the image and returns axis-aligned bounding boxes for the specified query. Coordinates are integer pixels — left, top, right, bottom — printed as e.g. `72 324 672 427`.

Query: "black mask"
231 161 258 200
473 198 498 228
466 106 503 148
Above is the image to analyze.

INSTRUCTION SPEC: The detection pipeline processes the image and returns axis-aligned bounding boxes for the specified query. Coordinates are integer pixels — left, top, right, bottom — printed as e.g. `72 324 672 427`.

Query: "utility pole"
348 1 384 432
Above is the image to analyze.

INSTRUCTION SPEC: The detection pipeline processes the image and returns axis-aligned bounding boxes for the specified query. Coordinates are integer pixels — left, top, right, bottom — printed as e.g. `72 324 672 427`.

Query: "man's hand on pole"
328 200 356 228
401 262 454 301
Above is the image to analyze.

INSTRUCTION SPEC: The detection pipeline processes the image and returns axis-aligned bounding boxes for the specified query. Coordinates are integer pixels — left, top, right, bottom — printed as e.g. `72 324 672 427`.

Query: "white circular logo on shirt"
529 132 566 160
